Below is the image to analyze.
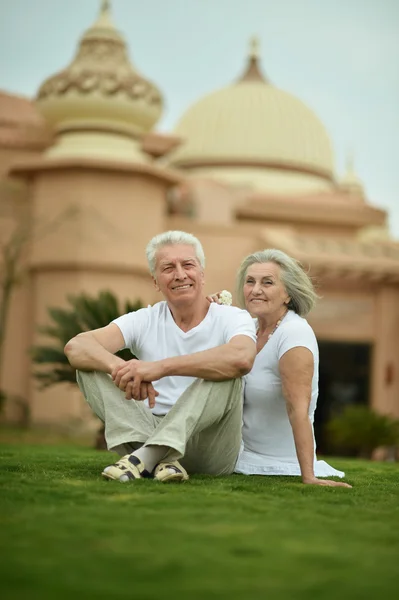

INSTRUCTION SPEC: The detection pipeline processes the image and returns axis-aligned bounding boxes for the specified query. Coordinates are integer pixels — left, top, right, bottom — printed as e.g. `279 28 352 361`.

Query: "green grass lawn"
1 440 398 600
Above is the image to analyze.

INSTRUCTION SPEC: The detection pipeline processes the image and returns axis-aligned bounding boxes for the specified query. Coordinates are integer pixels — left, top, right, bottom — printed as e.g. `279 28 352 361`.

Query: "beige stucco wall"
371 286 399 417
0 144 45 422
308 289 376 343
1 279 33 422
0 147 43 178
28 166 167 270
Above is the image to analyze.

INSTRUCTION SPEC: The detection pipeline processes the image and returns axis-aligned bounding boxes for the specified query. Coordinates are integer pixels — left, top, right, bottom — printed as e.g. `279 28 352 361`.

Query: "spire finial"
100 0 111 14
340 147 365 199
249 36 260 59
91 0 115 31
346 148 354 174
237 37 268 84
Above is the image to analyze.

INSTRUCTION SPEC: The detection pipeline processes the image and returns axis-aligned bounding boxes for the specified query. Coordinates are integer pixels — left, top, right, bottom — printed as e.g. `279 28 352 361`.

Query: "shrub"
327 405 399 458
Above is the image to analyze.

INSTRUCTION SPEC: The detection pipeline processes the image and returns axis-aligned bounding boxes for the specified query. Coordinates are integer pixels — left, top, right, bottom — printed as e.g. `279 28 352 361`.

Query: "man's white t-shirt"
112 301 256 416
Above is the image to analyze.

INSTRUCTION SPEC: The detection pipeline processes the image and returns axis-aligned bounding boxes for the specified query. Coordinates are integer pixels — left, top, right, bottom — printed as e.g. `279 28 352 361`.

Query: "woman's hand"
206 292 222 304
302 476 352 488
206 290 233 305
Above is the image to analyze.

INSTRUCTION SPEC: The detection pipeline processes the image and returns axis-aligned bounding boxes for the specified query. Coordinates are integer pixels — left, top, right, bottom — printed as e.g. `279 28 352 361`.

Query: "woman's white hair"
146 230 205 276
236 248 318 317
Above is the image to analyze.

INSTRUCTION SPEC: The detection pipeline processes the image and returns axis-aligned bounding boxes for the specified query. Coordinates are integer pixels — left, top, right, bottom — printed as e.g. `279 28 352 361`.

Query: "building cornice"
237 193 386 228
259 228 399 283
170 157 335 184
9 156 183 185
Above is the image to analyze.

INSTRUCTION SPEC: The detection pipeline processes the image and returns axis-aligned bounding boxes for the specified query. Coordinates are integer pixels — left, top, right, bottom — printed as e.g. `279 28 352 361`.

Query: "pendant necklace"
257 309 288 343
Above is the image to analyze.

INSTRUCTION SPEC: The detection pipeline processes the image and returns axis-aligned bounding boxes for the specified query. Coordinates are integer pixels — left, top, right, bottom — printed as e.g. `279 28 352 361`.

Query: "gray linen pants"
77 371 243 475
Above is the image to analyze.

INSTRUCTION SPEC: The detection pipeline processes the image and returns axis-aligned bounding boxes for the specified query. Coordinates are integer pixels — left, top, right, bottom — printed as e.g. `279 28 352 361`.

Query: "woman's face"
243 262 290 319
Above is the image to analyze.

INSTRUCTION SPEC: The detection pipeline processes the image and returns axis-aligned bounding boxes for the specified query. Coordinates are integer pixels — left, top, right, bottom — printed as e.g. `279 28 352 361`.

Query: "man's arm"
64 324 126 373
113 335 256 399
161 335 256 379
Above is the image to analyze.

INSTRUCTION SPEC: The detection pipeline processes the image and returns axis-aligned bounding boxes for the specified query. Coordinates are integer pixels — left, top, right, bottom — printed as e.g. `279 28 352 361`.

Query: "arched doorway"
315 341 372 453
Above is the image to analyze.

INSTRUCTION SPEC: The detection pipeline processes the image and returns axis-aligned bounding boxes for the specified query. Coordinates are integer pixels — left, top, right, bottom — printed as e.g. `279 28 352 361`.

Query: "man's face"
154 244 205 306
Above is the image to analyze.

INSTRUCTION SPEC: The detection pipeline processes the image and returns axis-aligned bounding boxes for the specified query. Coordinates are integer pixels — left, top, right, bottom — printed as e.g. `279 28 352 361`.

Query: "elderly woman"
211 249 351 487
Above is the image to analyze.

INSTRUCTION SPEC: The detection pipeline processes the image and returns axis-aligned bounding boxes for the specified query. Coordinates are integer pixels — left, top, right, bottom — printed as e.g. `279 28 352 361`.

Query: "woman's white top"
235 310 344 478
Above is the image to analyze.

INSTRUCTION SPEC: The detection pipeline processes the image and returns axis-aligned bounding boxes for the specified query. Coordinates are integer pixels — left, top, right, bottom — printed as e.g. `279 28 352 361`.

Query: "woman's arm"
279 347 351 488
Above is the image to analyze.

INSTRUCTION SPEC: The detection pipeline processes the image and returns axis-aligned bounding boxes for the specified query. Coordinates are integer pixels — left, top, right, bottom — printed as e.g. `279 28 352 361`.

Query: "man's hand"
302 476 352 488
111 360 164 407
133 382 159 408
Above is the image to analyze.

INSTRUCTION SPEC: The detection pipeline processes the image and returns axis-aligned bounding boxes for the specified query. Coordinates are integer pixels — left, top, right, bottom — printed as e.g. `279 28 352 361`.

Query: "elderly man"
65 230 256 482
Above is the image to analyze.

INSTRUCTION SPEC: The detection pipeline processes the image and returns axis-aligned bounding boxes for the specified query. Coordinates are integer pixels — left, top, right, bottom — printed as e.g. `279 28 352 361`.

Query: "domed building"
169 38 334 196
1 1 398 445
35 3 163 163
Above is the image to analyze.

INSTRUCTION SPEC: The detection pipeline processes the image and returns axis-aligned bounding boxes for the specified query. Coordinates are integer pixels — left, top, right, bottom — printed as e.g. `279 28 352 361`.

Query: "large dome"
169 40 334 188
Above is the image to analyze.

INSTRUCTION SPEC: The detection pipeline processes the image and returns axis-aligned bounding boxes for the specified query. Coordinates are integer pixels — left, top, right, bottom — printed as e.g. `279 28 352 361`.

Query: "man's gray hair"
236 248 318 317
146 230 206 276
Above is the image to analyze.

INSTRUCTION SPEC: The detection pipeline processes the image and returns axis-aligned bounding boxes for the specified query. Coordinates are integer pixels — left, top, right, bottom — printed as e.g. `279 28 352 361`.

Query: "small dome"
35 1 163 161
169 39 334 184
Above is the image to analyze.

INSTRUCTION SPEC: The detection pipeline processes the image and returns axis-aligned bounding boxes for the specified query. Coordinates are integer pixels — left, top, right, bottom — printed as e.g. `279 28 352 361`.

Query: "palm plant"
31 290 143 448
32 290 142 388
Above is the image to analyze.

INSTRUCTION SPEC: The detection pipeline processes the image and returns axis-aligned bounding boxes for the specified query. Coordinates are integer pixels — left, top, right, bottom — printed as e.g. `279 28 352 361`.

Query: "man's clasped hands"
111 360 160 408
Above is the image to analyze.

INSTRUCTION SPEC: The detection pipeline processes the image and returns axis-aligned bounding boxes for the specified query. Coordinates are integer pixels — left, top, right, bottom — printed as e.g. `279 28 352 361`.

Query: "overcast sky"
1 0 398 238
